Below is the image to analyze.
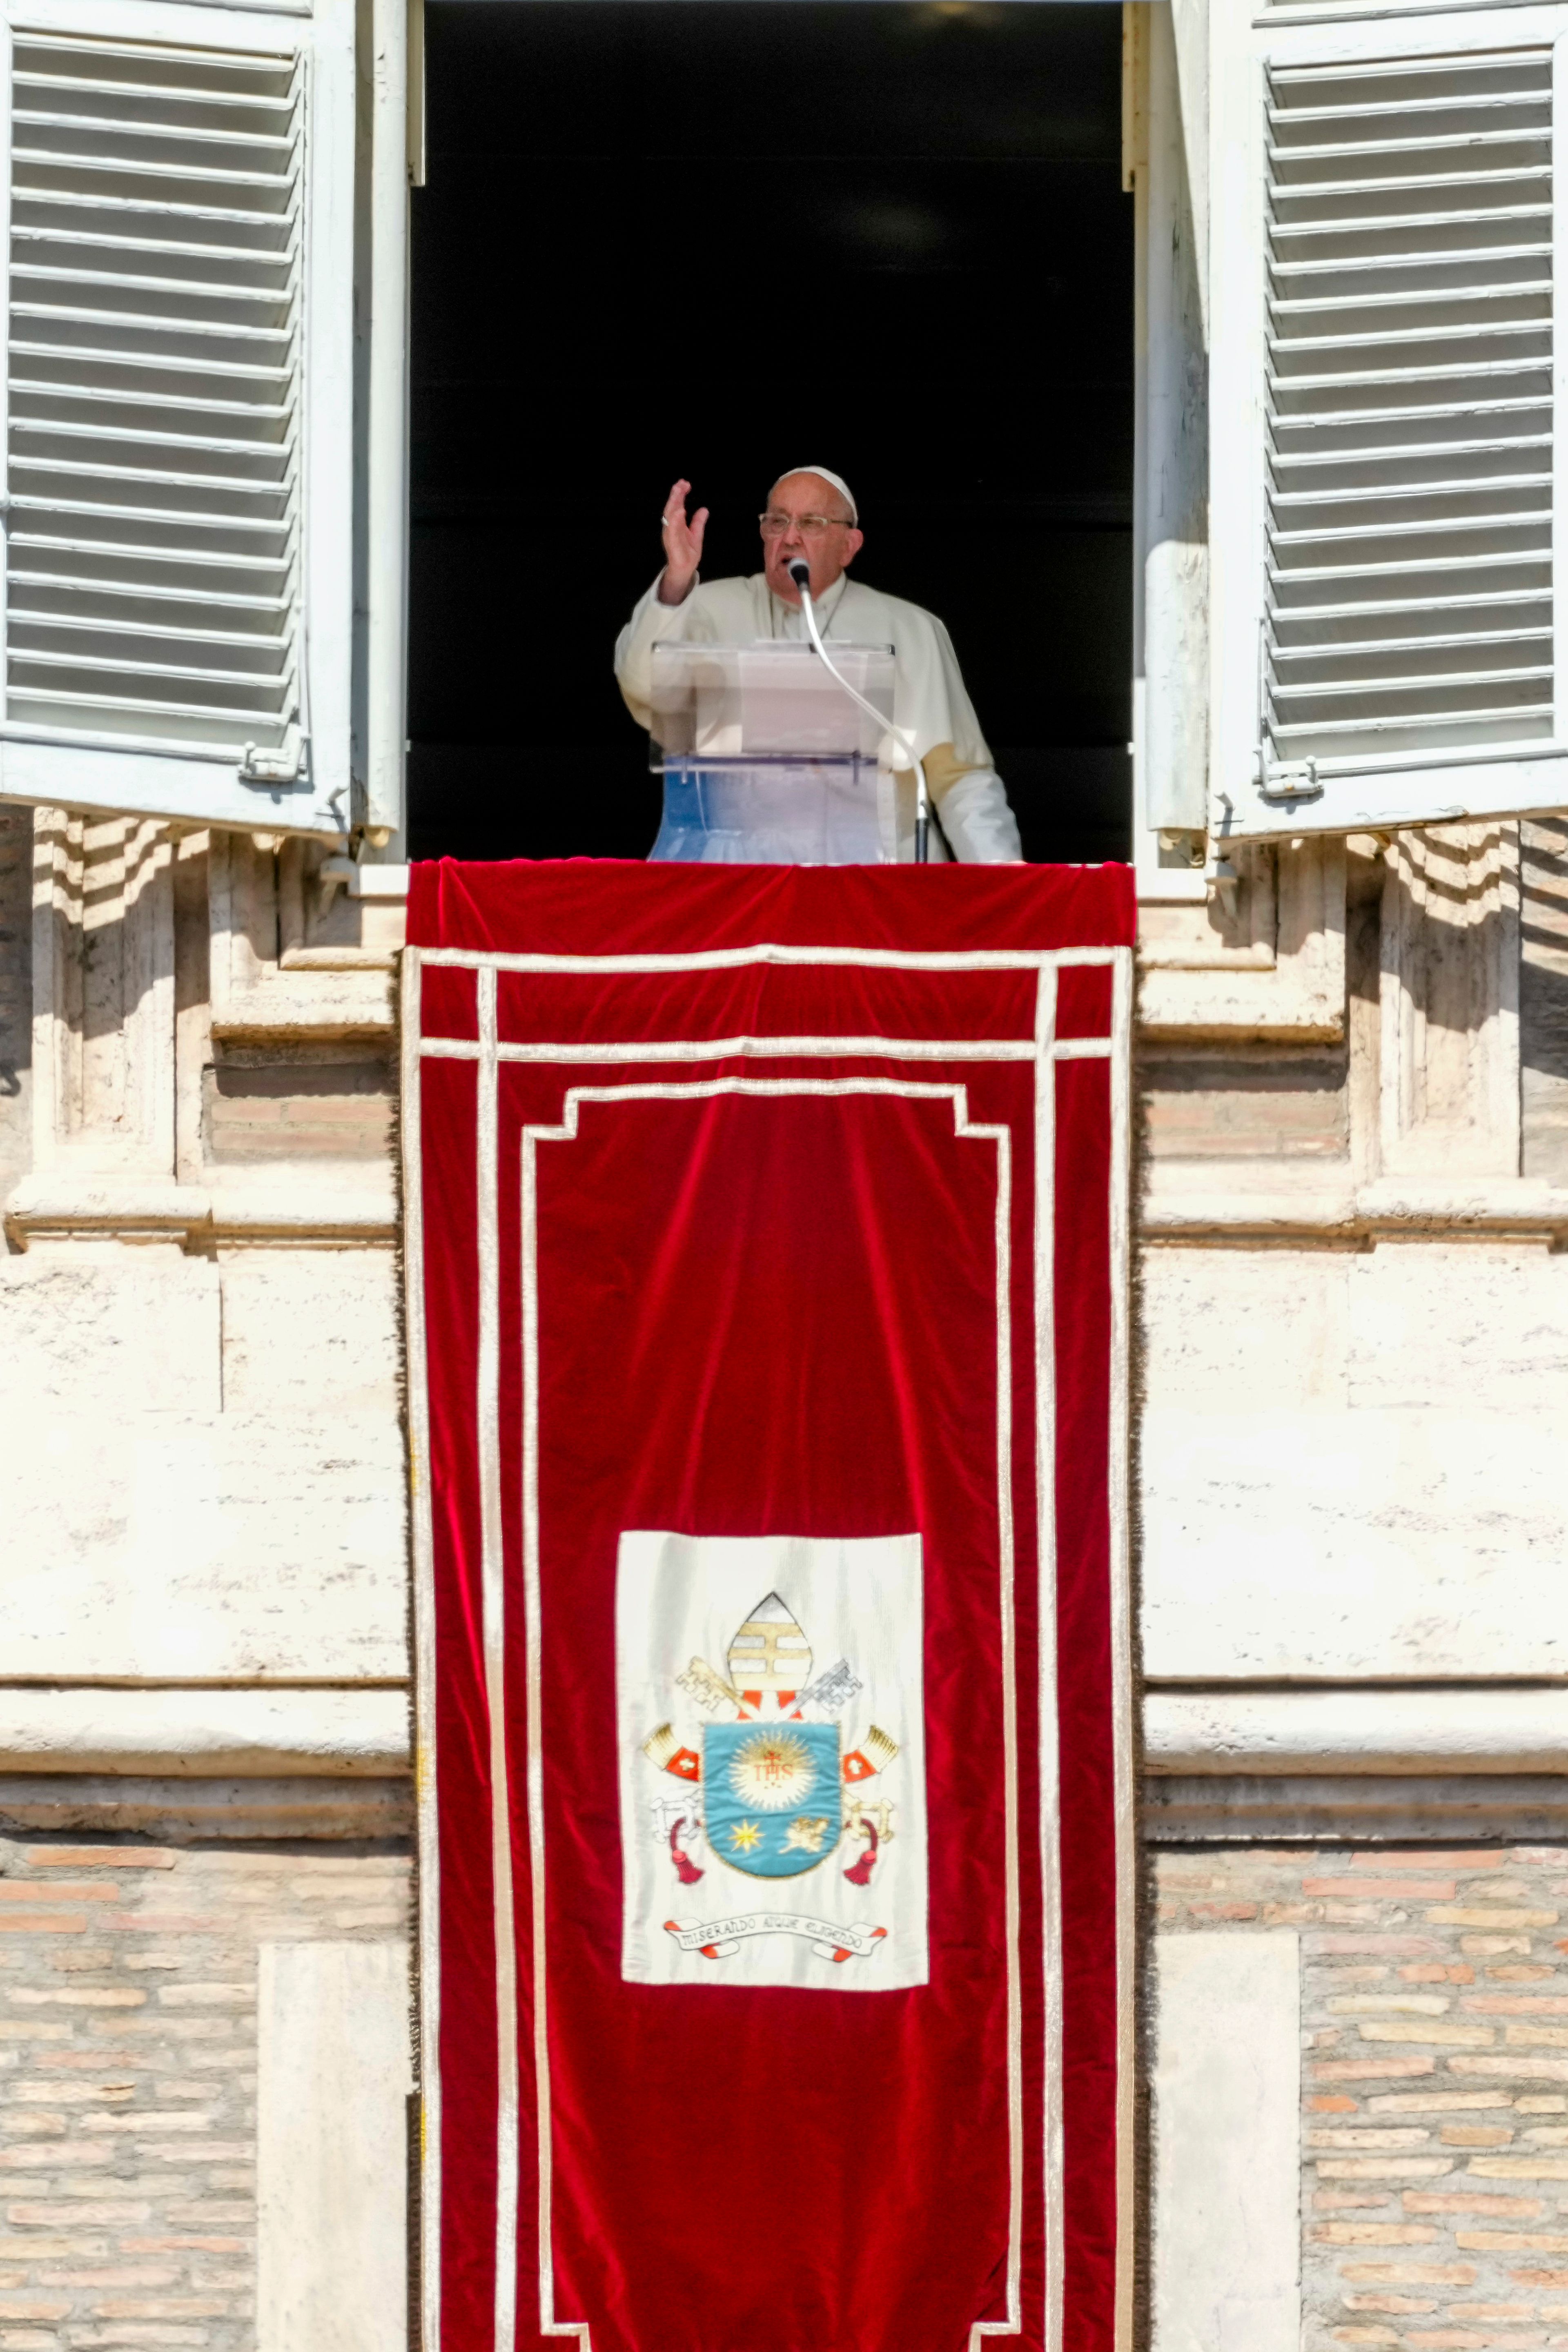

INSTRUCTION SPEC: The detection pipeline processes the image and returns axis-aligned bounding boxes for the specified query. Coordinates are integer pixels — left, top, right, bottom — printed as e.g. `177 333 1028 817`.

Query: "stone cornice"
0 1685 410 1776
1145 1684 1568 1774
1141 1164 1568 1242
5 1166 398 1250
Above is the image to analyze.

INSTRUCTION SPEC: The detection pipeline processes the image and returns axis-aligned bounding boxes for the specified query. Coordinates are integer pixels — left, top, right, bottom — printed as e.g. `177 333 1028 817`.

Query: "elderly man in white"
615 467 1023 864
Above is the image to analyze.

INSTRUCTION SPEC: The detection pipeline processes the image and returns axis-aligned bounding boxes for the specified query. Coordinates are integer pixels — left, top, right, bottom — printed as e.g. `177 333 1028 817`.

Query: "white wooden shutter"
1209 0 1568 840
0 0 354 835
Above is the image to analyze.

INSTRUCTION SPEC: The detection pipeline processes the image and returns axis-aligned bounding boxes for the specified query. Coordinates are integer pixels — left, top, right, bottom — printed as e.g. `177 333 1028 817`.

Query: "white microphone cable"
787 555 931 864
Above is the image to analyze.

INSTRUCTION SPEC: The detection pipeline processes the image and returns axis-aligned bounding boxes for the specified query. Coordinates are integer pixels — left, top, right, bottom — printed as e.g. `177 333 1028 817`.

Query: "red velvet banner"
404 862 1136 2352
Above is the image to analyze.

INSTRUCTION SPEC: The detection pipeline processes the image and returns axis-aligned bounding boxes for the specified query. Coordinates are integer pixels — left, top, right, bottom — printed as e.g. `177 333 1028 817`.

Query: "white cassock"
615 571 1023 864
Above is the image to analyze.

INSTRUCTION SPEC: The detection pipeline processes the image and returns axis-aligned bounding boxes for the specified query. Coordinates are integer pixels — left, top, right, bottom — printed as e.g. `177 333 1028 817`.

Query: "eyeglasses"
759 511 851 538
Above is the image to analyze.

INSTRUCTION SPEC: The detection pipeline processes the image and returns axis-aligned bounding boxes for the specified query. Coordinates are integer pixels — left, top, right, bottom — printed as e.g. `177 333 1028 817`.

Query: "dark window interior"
408 0 1132 864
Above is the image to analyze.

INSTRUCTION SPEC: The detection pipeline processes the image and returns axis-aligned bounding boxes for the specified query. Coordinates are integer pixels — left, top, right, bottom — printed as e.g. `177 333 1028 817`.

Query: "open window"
0 0 360 836
1210 0 1568 843
405 0 1135 869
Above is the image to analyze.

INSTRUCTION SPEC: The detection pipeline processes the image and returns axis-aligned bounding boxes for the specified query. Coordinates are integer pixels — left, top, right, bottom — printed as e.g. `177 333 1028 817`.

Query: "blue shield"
703 1721 841 1879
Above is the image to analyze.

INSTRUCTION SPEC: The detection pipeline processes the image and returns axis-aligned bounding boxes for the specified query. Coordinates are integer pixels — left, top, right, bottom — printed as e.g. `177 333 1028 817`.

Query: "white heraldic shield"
616 1532 928 1990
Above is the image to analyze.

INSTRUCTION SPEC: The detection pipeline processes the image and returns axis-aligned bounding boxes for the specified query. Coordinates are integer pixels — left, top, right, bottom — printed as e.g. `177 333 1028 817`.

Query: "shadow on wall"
1 808 36 1204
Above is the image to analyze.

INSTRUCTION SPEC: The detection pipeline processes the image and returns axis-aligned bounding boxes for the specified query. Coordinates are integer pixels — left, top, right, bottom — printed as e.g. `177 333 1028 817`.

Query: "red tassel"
669 1818 704 1885
844 1820 878 1885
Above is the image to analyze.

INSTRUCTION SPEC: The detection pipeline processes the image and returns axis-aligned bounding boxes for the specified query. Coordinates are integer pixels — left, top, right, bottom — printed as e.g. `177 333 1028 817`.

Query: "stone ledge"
1146 1685 1568 1775
0 1686 410 1775
1137 982 1344 1047
4 1174 210 1249
1142 1163 1568 1242
6 1166 398 1250
207 1167 397 1246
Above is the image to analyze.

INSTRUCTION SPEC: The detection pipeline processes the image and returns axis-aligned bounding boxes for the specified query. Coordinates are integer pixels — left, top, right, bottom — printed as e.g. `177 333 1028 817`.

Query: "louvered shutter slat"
3 29 301 763
7 688 289 725
14 614 283 646
1261 45 1555 776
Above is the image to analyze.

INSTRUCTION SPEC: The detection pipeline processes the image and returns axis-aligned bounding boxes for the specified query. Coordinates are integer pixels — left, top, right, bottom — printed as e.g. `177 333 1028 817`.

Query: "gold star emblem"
728 1820 763 1855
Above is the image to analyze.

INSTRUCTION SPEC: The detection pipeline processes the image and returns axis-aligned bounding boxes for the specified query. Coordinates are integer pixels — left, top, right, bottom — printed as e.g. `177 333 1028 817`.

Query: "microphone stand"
789 558 930 864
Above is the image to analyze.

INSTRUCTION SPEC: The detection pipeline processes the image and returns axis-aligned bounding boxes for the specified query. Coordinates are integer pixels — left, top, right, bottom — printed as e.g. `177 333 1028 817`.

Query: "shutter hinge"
239 726 305 787
1258 756 1322 804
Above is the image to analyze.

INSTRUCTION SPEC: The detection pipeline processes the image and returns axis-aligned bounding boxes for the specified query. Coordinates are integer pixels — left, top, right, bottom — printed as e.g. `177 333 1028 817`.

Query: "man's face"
761 473 864 605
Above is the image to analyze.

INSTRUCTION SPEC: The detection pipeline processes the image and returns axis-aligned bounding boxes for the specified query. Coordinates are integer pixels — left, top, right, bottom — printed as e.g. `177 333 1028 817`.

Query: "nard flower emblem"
728 1728 817 1813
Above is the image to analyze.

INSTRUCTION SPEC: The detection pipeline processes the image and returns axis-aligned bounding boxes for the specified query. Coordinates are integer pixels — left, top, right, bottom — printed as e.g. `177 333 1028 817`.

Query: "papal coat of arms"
617 1531 927 1989
639 1590 900 1963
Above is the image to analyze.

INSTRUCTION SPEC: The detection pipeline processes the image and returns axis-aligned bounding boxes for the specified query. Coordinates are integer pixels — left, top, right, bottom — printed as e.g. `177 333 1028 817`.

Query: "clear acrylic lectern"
647 641 897 864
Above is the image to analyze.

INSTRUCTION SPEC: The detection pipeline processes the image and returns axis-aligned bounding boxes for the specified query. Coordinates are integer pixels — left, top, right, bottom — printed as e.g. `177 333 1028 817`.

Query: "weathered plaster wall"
0 1246 404 1683
18 811 1566 1703
21 808 1566 1707
0 820 405 1693
1142 1241 1568 1679
1141 824 1568 1687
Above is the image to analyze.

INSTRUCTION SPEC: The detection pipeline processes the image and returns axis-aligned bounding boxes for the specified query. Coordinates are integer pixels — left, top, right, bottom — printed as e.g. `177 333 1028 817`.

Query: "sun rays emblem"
729 1728 817 1813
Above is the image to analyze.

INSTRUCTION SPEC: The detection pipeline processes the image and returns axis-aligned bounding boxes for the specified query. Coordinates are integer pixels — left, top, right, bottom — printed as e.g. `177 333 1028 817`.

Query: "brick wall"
1159 1843 1568 2352
0 1835 410 2352
203 1049 394 1165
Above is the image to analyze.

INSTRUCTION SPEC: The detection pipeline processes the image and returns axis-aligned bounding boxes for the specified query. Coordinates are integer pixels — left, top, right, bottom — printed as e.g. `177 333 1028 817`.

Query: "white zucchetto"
772 465 858 523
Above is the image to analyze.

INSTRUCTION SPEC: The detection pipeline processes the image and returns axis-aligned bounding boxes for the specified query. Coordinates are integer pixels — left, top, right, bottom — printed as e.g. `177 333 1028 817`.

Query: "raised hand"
658 479 708 606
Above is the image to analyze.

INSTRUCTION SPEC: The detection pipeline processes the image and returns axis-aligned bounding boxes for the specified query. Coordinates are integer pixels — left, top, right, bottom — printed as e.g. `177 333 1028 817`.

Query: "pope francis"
614 467 1023 864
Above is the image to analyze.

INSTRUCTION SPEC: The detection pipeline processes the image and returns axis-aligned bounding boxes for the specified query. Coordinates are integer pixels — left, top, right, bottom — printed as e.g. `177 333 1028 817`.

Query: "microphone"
786 547 931 864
